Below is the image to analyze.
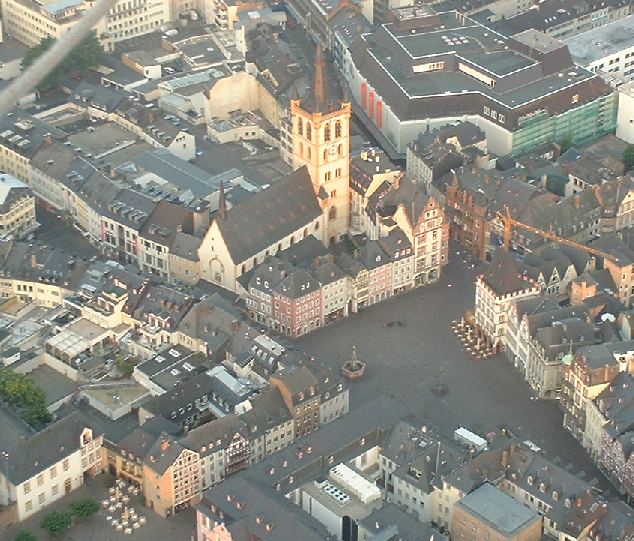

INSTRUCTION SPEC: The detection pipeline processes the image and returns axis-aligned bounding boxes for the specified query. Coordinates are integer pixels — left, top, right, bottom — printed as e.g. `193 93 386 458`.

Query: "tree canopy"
0 367 51 426
40 511 73 537
70 498 100 519
14 531 37 541
115 355 139 378
21 30 103 89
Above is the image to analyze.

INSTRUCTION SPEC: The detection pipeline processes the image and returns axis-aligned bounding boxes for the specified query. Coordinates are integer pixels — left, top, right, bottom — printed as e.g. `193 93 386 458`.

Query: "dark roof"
140 200 194 247
481 248 536 296
215 167 321 263
359 503 446 541
140 372 215 417
181 414 247 456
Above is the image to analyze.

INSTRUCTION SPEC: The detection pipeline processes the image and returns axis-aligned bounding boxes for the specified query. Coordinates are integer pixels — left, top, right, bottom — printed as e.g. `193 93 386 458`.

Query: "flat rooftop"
26 365 78 408
457 483 539 535
68 123 136 159
82 383 149 409
564 15 634 65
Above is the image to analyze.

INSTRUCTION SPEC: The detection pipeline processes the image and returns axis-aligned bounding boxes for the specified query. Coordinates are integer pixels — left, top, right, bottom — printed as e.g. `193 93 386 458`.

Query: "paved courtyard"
0 476 196 541
298 250 614 492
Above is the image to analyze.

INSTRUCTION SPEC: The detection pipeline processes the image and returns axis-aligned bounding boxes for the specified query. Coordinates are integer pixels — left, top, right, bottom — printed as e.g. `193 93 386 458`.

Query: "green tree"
558 135 574 154
14 530 37 541
69 498 100 519
0 367 51 426
21 30 103 90
115 356 138 378
40 511 73 537
624 145 634 172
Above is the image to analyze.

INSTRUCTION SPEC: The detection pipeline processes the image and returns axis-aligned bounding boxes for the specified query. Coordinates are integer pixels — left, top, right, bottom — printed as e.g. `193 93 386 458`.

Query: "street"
35 205 98 260
297 250 613 492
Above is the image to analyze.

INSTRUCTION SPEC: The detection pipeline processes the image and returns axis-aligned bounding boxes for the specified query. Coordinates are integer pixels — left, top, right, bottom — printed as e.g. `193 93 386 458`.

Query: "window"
335 120 342 138
25 500 32 512
297 119 303 135
38 493 45 504
498 114 505 123
324 172 331 182
324 123 331 142
335 168 342 178
52 484 59 496
37 474 44 486
306 123 312 141
572 94 579 104
24 482 31 494
63 459 69 471
483 106 490 115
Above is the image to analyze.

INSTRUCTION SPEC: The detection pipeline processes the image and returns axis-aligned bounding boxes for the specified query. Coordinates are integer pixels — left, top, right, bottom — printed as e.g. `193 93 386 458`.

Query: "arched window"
299 142 303 156
314 222 320 231
323 149 329 161
324 123 331 142
306 123 312 141
329 206 337 221
303 228 308 238
338 144 343 157
297 118 303 135
335 120 342 138
307 147 311 160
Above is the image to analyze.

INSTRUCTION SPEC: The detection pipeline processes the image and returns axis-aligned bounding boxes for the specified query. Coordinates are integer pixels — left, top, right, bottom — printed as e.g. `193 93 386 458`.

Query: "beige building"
290 45 351 246
2 0 170 51
453 483 541 541
0 412 103 521
0 174 37 239
143 436 201 518
475 249 540 351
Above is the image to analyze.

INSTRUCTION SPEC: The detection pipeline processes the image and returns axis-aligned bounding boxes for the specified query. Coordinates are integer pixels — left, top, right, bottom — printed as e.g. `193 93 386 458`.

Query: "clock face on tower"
327 145 338 157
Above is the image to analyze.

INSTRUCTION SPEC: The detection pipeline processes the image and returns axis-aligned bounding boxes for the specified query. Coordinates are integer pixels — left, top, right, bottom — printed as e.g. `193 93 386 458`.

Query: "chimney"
44 134 53 145
30 254 37 268
193 205 210 233
161 438 170 452
574 194 581 208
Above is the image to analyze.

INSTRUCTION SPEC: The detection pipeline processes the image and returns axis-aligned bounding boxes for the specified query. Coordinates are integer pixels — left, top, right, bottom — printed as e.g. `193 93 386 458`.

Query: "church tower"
290 45 351 245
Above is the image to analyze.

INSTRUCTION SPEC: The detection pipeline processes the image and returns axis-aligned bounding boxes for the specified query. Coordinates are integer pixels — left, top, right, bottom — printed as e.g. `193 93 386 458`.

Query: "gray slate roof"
215 166 321 264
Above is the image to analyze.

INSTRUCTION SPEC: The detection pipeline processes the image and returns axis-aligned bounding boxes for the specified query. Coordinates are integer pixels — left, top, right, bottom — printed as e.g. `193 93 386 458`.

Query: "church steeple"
218 180 227 220
299 44 343 114
312 44 328 112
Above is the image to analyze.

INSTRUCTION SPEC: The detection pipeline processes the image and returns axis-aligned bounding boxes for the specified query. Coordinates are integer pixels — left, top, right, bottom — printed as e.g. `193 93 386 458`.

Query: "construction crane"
498 207 617 262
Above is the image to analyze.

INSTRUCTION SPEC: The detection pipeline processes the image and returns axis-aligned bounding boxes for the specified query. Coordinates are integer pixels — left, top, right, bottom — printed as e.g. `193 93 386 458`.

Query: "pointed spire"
218 180 227 220
312 44 328 112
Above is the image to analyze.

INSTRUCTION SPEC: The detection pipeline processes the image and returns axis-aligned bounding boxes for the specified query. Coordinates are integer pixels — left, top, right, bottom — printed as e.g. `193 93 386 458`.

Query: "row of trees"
0 367 51 426
20 30 103 90
13 498 100 540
